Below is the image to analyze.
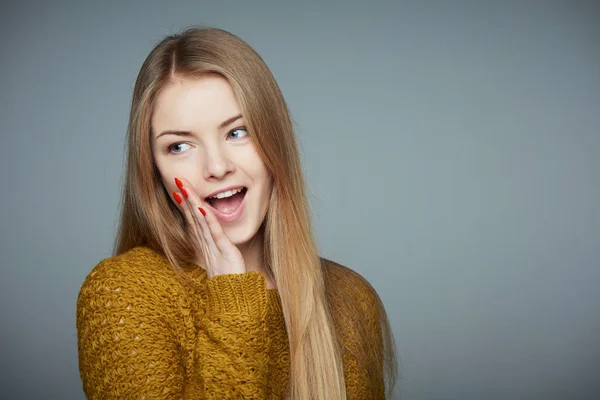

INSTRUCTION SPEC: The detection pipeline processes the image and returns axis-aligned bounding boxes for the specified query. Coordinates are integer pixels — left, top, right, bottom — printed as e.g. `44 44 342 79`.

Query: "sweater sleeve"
356 285 387 400
77 259 270 399
183 271 270 399
333 267 388 400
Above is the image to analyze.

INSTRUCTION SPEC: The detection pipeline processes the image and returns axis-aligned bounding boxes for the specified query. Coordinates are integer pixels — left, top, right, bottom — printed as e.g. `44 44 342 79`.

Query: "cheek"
154 162 175 192
154 154 201 193
257 173 274 208
239 147 271 187
250 160 272 193
264 174 274 196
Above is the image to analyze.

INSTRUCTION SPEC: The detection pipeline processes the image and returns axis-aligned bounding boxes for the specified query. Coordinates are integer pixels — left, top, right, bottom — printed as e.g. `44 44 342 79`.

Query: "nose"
202 142 234 181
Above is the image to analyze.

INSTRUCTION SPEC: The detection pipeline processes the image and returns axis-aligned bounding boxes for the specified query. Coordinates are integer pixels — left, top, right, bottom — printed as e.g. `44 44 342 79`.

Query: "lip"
204 188 247 223
204 185 246 200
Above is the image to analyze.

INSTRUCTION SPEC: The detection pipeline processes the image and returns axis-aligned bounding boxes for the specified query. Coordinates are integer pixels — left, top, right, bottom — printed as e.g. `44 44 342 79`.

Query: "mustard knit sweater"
76 246 386 399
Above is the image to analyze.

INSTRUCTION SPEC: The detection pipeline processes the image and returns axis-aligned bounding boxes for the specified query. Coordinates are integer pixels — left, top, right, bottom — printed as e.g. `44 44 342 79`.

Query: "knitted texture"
77 246 385 399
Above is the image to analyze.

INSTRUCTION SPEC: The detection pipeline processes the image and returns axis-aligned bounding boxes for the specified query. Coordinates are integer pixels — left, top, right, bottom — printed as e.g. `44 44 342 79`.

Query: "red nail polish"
175 177 183 189
181 187 188 198
173 192 182 204
198 207 206 216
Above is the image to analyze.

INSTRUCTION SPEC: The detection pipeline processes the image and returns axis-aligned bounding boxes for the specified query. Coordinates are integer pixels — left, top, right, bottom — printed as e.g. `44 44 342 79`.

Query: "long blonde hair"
113 27 397 399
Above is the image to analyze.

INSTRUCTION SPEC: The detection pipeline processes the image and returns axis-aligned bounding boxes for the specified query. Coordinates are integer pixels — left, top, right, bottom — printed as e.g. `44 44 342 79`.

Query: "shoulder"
321 257 380 298
81 246 180 285
320 257 383 317
77 246 185 310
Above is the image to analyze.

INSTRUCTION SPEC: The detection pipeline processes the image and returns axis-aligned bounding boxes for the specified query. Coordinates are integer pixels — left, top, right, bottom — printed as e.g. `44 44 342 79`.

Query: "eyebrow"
155 114 243 139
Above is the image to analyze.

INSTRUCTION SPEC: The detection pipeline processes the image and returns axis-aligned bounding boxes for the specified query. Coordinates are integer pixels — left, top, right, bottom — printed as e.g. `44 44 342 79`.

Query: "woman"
76 27 398 399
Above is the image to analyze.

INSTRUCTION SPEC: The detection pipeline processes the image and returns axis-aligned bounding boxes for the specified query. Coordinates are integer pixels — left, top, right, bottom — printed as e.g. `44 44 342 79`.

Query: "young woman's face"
151 75 273 245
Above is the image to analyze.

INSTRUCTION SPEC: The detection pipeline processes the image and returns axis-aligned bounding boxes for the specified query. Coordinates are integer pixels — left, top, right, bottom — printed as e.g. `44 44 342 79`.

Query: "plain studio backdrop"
1 1 599 399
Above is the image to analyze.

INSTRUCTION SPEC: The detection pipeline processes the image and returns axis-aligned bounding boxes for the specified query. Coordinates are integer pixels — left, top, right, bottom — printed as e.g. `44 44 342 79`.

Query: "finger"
171 180 213 261
176 178 239 259
200 203 243 260
175 178 220 257
173 188 211 259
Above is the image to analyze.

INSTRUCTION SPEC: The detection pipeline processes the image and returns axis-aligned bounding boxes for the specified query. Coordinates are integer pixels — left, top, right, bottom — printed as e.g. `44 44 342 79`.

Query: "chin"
224 221 264 246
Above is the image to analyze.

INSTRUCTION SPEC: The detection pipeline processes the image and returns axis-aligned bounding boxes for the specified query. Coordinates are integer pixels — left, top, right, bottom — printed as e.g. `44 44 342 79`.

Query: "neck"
237 227 265 273
236 227 276 289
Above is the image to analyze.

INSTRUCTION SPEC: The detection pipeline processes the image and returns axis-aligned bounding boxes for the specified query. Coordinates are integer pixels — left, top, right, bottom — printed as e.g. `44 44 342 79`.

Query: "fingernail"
173 192 182 204
175 177 183 189
198 207 206 216
181 187 188 198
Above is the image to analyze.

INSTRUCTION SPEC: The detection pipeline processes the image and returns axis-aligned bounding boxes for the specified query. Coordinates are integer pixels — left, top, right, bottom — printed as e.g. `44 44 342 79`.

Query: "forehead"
151 75 241 136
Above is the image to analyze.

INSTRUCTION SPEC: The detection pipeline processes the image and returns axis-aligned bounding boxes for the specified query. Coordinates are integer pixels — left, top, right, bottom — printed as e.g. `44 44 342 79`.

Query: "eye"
167 142 191 154
228 127 249 140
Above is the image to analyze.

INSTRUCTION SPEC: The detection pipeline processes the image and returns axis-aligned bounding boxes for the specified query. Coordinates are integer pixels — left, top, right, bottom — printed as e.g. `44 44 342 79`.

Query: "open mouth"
205 187 248 216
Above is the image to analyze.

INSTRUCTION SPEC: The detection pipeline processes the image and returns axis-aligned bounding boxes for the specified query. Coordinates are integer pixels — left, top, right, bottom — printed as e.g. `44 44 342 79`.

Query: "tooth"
211 188 243 200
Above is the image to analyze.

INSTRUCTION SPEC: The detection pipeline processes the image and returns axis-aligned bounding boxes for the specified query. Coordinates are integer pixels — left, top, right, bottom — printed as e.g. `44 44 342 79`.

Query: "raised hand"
172 177 246 278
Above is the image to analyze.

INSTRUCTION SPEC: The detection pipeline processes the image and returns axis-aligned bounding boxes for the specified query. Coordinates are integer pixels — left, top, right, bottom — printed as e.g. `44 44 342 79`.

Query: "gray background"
1 1 599 399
